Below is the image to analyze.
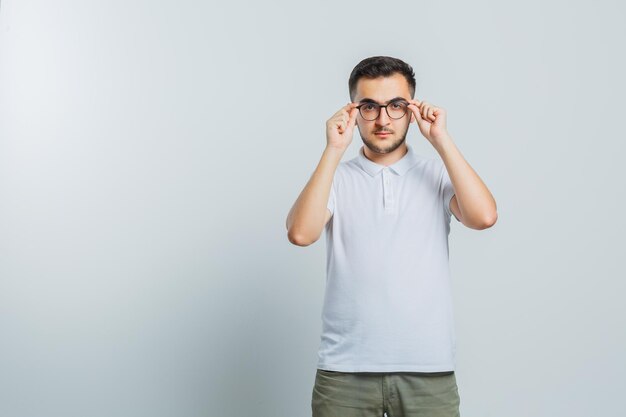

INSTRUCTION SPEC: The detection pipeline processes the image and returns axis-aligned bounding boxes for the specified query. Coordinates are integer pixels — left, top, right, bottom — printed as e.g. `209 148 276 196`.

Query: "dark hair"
348 56 416 102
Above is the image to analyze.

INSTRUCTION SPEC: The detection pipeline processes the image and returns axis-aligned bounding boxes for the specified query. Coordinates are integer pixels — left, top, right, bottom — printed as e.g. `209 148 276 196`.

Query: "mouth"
375 132 392 137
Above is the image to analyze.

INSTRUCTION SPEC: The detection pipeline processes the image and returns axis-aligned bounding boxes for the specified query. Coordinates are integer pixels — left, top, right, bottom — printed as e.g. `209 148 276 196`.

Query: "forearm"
434 135 498 228
286 146 344 245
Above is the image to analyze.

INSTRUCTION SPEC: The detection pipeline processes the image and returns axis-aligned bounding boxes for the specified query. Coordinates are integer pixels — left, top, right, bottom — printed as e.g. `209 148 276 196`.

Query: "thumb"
347 107 358 130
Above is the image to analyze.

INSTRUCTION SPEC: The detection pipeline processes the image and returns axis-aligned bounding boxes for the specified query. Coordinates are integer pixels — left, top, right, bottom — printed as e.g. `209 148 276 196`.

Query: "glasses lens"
360 103 380 121
388 101 408 119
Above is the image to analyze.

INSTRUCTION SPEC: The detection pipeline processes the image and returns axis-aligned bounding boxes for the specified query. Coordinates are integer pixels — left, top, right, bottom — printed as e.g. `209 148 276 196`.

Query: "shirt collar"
356 144 419 177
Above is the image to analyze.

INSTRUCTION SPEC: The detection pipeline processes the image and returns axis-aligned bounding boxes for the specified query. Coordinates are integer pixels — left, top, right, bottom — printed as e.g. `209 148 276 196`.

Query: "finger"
432 107 439 120
338 119 346 133
410 103 428 130
434 108 446 123
338 109 355 133
340 105 352 120
348 107 358 128
408 104 422 123
335 115 346 132
407 103 419 120
420 107 431 125
408 104 416 124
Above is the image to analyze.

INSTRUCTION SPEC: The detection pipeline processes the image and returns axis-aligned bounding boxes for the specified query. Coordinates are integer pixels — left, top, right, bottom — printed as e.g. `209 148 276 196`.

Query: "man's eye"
363 104 376 111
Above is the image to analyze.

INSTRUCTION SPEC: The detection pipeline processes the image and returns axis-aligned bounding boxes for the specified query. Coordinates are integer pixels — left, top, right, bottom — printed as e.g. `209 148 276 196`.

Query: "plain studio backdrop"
1 1 624 416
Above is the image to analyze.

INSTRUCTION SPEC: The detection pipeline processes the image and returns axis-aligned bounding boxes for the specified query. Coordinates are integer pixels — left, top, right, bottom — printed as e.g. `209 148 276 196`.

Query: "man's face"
353 73 415 155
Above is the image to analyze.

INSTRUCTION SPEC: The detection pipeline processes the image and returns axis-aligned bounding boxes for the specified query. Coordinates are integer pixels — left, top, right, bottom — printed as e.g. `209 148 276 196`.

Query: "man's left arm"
436 135 498 230
407 99 498 230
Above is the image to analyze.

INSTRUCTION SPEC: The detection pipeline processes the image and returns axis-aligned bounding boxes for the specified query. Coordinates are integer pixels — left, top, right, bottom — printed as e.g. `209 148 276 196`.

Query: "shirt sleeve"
440 163 460 222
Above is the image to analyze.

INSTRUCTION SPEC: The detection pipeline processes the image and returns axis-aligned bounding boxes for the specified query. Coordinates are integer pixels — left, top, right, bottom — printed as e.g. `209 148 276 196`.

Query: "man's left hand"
407 99 450 147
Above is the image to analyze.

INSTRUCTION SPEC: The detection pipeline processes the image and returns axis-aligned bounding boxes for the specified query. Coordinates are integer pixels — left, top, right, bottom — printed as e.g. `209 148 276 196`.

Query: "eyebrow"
358 96 406 105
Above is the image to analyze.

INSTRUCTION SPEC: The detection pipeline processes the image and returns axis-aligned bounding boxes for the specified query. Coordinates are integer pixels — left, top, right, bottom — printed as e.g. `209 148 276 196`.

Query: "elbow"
477 211 498 230
287 229 317 247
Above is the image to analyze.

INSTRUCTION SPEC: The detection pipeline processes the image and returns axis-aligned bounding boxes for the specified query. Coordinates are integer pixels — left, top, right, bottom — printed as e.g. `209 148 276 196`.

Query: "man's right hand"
326 102 359 151
287 104 357 246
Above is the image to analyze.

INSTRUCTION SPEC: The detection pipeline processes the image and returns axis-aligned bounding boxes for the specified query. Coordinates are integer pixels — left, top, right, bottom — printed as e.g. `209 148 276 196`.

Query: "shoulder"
428 156 451 181
406 155 442 183
332 157 359 185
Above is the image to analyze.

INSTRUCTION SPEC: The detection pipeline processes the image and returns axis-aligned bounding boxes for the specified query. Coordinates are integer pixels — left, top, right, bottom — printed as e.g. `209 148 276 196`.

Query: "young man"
286 56 497 417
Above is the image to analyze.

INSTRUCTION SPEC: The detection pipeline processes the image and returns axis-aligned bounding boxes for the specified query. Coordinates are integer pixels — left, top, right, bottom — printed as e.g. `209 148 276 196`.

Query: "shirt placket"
382 168 395 214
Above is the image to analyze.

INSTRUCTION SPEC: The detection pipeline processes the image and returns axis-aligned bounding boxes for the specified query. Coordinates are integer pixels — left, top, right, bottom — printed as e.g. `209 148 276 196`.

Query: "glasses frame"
355 99 410 121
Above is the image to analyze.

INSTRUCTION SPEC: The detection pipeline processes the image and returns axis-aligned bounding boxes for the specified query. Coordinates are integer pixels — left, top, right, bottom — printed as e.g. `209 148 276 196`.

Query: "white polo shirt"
317 143 460 373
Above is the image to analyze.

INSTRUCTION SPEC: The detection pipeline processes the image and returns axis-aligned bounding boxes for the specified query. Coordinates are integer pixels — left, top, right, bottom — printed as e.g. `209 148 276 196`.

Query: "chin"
363 137 406 154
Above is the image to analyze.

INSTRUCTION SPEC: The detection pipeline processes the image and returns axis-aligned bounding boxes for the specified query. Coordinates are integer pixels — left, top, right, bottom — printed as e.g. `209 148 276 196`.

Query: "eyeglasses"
356 99 409 121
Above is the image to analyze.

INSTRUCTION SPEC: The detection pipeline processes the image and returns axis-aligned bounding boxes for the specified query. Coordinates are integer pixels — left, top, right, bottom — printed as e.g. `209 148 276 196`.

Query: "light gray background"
1 1 624 416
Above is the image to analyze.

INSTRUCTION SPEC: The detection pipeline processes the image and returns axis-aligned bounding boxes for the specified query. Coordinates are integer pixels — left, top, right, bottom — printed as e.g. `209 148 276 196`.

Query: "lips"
375 132 392 136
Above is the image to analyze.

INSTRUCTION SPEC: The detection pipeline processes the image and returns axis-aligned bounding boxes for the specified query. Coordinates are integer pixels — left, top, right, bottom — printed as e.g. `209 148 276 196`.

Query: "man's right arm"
286 101 358 246
286 146 344 246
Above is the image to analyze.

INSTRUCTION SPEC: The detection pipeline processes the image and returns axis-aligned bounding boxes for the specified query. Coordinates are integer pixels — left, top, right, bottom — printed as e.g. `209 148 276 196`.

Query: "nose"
375 106 391 126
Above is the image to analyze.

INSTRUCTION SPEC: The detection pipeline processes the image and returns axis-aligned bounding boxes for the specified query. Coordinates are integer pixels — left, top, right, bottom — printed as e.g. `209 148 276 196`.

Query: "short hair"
348 56 416 102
